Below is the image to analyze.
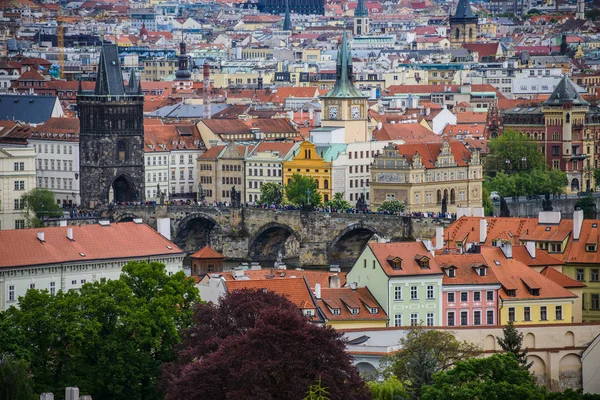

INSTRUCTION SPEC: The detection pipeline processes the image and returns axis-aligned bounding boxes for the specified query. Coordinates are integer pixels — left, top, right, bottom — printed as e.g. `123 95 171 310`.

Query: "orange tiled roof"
0 222 184 269
436 253 500 286
369 242 443 277
225 277 316 309
540 267 586 289
481 247 576 301
317 287 388 321
191 245 225 259
395 141 473 168
563 220 600 264
372 122 440 143
208 268 346 290
273 86 319 102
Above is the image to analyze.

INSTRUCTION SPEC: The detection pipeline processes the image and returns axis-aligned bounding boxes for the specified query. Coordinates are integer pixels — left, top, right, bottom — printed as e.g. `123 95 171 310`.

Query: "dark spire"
320 29 365 99
127 67 141 95
94 44 126 96
543 75 589 107
176 39 191 80
450 0 476 22
355 0 368 18
283 0 291 31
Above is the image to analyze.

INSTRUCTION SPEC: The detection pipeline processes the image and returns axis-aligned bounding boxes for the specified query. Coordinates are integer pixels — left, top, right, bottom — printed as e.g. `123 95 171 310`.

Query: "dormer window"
479 267 486 276
447 268 456 278
303 309 315 317
387 256 402 270
415 254 430 269
506 289 516 297
330 308 341 315
369 307 378 314
350 308 359 315
587 244 597 252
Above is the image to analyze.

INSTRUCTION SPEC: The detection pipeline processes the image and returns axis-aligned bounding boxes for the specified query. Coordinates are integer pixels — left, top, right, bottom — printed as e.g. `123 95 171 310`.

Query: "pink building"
437 253 501 327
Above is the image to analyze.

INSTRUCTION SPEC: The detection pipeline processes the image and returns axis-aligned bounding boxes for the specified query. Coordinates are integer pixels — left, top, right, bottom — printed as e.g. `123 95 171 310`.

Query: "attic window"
166 245 173 250
415 255 430 269
593 223 598 228
303 309 315 317
530 288 540 296
447 268 456 278
350 308 359 315
494 260 501 266
331 308 341 315
545 227 551 231
587 244 597 252
387 256 402 270
506 289 516 297
369 307 378 314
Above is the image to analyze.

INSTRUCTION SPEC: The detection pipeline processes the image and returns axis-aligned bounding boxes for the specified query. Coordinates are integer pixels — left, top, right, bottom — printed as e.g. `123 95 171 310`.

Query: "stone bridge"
103 205 449 268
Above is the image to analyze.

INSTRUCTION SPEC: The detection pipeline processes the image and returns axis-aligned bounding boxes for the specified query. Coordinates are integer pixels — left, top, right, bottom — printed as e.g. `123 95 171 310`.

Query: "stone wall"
493 196 599 219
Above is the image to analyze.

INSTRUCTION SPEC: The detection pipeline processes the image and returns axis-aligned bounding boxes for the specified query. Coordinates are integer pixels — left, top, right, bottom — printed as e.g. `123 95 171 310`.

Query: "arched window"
566 113 571 124
314 179 319 189
455 28 460 40
324 179 329 189
117 139 127 161
469 27 473 38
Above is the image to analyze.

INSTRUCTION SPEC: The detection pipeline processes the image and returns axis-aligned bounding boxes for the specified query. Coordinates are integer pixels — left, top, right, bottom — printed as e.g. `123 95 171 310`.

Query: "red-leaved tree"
163 289 370 400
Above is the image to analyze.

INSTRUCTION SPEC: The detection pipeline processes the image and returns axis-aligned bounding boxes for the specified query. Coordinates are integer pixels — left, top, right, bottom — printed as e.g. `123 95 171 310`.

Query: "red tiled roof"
252 141 296 155
273 86 319 102
317 287 388 321
462 43 500 58
0 222 184 269
372 122 440 143
541 267 586 288
395 141 472 168
386 84 498 96
191 245 225 259
17 69 46 81
369 242 443 277
225 277 316 309
437 253 500 286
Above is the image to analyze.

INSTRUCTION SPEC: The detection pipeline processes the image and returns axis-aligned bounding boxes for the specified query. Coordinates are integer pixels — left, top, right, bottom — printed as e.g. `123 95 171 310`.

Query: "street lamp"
521 157 528 171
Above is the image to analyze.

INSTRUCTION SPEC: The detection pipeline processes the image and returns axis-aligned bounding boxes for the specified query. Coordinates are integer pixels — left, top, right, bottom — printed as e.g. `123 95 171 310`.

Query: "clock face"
351 106 360 119
329 106 339 119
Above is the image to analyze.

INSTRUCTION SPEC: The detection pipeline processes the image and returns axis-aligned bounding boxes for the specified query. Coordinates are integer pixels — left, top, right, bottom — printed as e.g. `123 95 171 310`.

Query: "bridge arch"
328 223 381 268
114 213 139 223
248 222 300 262
174 213 222 253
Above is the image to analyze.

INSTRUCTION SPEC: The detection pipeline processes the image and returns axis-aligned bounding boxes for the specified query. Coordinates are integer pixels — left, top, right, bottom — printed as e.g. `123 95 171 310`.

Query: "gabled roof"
0 222 184 269
543 75 589 107
317 287 388 322
191 245 225 259
225 277 318 311
369 242 443 277
541 267 586 289
372 122 440 143
394 141 473 169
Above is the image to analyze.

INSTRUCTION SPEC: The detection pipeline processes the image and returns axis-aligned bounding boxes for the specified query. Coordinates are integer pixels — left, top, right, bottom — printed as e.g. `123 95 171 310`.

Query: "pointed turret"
283 0 291 31
94 44 126 96
175 39 191 80
127 67 141 95
451 0 476 20
543 75 588 107
355 0 368 17
321 30 365 99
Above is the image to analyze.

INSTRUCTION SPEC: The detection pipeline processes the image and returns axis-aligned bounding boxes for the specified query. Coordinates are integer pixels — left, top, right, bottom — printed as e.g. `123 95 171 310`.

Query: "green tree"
0 261 200 399
576 196 596 219
326 192 351 211
382 327 481 399
304 377 331 400
259 182 283 205
497 321 532 369
0 353 35 400
482 185 493 216
549 169 568 195
368 376 409 400
485 130 545 176
378 199 405 213
421 353 545 400
21 188 62 227
514 173 534 197
284 173 322 207
488 171 516 197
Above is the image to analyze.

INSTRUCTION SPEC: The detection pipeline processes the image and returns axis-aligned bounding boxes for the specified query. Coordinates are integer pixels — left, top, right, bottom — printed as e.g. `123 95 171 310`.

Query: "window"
394 286 402 301
394 314 402 327
427 285 434 299
15 220 25 229
592 294 599 310
29 283 35 290
460 311 468 326
8 285 15 301
460 292 468 302
426 313 434 326
487 310 494 325
577 269 585 281
540 306 547 321
50 282 56 295
410 313 418 326
486 291 493 301
524 306 531 321
448 311 455 326
14 161 24 171
14 199 24 210
447 292 455 303
592 269 599 282
448 268 455 278
473 291 481 302
552 145 560 156
508 307 515 322
14 180 25 190
473 310 481 326
555 305 563 320
410 286 418 300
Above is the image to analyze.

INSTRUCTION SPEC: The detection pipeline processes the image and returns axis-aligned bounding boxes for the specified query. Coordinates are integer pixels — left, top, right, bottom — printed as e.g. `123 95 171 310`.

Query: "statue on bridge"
500 197 510 217
542 193 553 211
355 193 368 213
441 195 447 215
157 184 165 205
231 186 242 208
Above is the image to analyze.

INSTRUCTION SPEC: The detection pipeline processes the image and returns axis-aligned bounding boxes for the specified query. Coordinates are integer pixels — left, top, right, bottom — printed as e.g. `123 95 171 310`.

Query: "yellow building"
142 59 177 81
302 48 321 63
283 141 332 203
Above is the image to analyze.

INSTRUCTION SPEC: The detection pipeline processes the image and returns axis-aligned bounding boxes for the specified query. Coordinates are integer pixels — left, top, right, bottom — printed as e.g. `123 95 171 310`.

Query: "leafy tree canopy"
485 130 546 176
21 188 63 228
326 192 351 211
163 289 369 400
421 353 545 400
368 376 409 400
488 169 567 197
497 321 532 369
284 173 322 208
259 182 283 205
378 199 405 213
0 261 199 400
381 327 481 398
0 353 35 400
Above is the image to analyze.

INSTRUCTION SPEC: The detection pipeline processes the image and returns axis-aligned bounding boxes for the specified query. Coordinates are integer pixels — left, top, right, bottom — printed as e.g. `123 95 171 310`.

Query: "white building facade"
0 146 37 230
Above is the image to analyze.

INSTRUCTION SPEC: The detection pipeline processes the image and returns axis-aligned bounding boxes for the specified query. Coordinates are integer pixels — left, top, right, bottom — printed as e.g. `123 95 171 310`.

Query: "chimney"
573 209 584 240
329 274 341 288
526 241 536 259
67 228 74 241
37 231 45 242
59 220 67 227
65 387 79 400
40 394 54 400
500 241 513 259
314 283 321 299
377 121 382 130
421 239 433 252
435 226 444 250
350 282 357 291
156 218 171 240
538 211 561 225
479 218 487 243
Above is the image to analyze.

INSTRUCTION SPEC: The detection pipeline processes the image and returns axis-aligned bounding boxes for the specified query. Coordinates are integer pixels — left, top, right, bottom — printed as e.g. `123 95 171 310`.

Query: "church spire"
283 0 291 31
94 44 126 96
127 67 141 95
175 38 191 80
451 0 475 20
355 0 368 17
320 29 365 99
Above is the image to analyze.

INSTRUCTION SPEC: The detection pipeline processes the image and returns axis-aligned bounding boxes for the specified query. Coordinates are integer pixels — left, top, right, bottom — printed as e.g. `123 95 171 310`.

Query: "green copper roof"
283 0 291 31
355 0 368 18
321 30 367 99
543 75 589 107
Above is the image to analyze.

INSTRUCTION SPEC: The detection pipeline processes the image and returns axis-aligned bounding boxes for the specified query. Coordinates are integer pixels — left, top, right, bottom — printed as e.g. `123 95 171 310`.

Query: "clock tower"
320 30 369 143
